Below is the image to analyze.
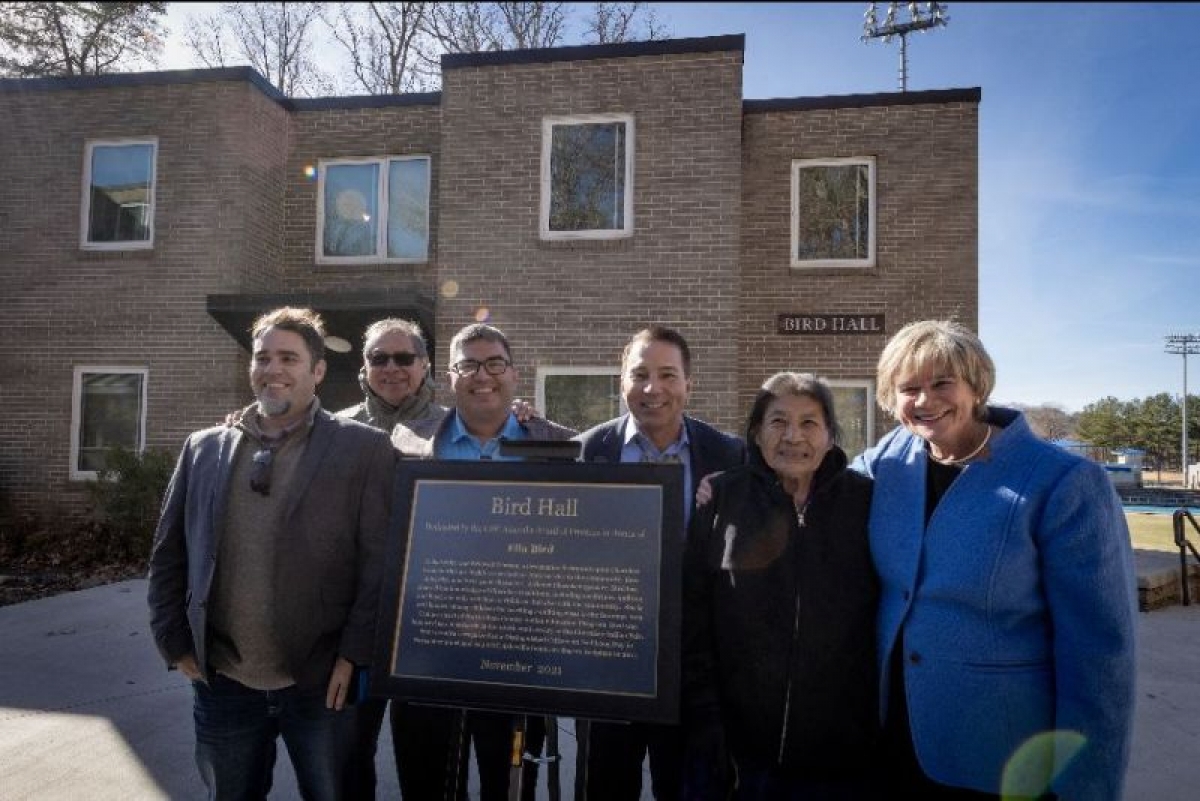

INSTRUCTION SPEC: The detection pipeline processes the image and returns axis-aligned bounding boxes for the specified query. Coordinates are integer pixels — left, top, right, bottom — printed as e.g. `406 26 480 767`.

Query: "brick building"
0 34 979 519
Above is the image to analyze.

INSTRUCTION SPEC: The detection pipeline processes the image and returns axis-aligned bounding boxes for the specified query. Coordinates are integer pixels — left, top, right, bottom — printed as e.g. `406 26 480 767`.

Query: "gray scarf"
357 369 436 432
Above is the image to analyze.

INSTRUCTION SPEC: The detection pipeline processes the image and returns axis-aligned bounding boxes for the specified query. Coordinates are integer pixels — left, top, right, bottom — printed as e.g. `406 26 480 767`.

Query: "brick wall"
739 97 979 437
283 102 441 295
0 46 979 520
437 46 745 431
0 76 289 519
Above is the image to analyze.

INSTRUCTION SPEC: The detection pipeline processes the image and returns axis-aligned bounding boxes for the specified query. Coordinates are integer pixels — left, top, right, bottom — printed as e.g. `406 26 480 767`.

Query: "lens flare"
302 165 317 180
474 307 491 323
441 280 459 299
1001 730 1086 799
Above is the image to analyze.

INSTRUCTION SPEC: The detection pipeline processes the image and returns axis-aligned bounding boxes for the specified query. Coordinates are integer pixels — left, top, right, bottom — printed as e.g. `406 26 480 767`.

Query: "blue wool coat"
853 407 1137 799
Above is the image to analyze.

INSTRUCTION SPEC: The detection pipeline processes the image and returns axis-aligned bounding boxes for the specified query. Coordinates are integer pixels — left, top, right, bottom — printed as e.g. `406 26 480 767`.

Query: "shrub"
86 445 175 561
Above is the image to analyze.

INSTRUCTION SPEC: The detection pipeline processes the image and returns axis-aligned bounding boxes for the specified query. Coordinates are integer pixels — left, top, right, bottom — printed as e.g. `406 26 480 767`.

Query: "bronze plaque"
370 459 684 724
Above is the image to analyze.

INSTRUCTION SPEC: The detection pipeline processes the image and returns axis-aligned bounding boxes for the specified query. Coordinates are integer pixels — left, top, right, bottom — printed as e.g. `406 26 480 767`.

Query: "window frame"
823 378 877 460
535 366 627 430
70 366 149 481
790 156 876 269
315 154 431 265
80 138 158 251
540 113 635 241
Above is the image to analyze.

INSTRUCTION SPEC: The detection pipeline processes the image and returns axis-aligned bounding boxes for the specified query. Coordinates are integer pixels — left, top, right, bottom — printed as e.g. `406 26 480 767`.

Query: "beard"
256 395 292 417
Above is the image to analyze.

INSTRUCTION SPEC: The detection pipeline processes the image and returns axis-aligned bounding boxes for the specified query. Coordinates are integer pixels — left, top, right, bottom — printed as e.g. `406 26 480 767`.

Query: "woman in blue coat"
854 320 1137 800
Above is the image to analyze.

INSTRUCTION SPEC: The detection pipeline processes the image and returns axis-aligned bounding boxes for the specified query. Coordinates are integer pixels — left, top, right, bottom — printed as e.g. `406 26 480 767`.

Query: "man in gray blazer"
573 325 746 801
148 306 396 801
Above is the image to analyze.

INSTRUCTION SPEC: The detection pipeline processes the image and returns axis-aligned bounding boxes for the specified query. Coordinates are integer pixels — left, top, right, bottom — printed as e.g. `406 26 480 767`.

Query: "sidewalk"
1 577 1197 799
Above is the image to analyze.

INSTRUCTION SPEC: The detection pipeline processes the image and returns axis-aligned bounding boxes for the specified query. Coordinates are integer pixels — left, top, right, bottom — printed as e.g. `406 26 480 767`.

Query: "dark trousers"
193 672 355 801
575 719 684 800
469 711 546 801
343 697 468 801
734 769 880 801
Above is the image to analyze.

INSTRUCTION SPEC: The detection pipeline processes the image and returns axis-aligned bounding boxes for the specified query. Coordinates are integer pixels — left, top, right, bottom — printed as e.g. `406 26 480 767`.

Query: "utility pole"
861 2 949 92
1165 333 1200 484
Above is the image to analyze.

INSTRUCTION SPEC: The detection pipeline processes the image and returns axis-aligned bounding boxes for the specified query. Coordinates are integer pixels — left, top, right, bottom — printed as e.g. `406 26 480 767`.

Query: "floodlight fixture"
861 2 949 92
1165 333 1200 476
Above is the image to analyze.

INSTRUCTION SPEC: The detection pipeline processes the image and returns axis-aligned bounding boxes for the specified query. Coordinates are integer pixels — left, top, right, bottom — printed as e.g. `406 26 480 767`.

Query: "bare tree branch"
179 2 330 97
322 2 436 94
583 2 668 44
0 2 166 77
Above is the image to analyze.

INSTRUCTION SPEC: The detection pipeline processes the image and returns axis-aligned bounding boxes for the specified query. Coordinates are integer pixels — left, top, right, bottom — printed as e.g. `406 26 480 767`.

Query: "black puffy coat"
681 446 879 776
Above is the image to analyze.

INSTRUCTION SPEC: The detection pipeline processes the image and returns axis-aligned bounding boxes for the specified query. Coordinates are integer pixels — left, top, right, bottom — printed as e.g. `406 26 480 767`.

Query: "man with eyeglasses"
147 307 396 800
572 325 746 801
391 322 576 801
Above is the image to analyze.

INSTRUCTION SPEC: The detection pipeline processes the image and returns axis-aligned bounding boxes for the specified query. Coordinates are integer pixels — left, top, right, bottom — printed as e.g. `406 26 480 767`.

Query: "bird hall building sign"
777 314 886 335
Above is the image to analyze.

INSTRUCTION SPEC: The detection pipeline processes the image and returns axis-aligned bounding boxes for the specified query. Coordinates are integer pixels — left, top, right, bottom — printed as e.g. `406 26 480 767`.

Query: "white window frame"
70 366 149 481
540 114 635 241
80 138 158 251
790 156 876 269
824 378 877 458
536 366 626 428
316 154 431 265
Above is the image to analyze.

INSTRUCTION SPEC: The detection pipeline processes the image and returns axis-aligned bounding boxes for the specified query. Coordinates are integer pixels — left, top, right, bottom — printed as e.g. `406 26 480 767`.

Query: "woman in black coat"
682 372 880 800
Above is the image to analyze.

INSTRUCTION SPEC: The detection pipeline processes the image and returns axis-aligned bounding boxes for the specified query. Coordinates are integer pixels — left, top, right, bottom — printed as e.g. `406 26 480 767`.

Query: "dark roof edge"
442 33 745 70
0 65 288 103
744 87 982 113
0 66 442 112
291 92 441 111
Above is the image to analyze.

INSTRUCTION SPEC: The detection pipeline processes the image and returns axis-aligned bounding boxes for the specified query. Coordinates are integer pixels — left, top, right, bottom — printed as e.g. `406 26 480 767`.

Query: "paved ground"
1 572 1196 800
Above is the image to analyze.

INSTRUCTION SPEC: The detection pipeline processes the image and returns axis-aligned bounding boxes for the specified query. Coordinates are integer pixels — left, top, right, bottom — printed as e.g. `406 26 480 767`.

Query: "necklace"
930 424 992 466
794 491 812 527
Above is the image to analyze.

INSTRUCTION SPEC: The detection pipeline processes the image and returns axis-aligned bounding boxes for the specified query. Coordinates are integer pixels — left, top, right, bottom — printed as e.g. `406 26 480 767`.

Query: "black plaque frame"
370 459 684 724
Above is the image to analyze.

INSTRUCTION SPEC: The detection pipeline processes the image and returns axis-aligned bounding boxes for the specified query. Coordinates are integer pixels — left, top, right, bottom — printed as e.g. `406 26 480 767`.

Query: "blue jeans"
193 672 356 801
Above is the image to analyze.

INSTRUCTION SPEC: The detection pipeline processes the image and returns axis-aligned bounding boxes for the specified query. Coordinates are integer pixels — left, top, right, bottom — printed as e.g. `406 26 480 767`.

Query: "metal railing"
1171 509 1200 606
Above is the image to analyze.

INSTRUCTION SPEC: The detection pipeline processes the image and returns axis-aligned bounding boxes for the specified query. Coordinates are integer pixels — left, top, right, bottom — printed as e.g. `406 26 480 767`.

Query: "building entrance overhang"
206 290 438 413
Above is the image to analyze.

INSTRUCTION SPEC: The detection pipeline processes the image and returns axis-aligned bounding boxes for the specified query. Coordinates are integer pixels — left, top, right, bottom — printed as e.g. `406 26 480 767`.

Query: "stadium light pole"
1165 334 1200 483
861 2 950 92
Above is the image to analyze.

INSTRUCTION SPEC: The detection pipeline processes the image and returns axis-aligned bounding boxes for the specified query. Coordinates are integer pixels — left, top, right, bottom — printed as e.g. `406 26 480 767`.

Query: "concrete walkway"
1 577 1197 799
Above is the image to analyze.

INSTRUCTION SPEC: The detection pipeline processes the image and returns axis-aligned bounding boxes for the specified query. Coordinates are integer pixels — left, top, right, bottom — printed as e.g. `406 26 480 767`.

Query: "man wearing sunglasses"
390 322 576 801
339 318 446 435
148 307 396 801
337 317 448 801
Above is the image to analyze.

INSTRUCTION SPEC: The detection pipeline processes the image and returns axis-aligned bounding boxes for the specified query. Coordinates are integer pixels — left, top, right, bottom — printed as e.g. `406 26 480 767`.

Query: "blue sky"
160 2 1199 412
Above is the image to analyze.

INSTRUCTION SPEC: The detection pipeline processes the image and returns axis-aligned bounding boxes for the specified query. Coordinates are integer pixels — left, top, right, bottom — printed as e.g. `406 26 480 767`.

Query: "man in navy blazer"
148 307 396 801
573 325 746 801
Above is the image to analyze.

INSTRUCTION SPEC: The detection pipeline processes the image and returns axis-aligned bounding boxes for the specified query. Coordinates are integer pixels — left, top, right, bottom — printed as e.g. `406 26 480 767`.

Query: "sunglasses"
368 351 420 368
250 448 274 496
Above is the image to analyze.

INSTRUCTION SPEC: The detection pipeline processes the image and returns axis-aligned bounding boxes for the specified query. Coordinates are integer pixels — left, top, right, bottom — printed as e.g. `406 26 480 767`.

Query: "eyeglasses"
250 448 274 495
368 351 420 368
450 357 512 377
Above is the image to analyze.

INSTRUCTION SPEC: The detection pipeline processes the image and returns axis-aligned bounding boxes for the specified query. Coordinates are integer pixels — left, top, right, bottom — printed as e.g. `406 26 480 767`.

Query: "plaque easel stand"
497 437 580 801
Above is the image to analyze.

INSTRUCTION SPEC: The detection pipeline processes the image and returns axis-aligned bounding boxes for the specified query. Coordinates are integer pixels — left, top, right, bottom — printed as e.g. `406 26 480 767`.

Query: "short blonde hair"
875 320 995 418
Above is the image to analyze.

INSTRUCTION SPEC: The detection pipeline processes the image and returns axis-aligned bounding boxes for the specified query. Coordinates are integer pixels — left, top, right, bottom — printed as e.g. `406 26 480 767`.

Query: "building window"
826 379 876 460
791 157 875 268
81 139 157 249
70 367 148 480
317 155 430 263
536 367 625 432
541 114 634 240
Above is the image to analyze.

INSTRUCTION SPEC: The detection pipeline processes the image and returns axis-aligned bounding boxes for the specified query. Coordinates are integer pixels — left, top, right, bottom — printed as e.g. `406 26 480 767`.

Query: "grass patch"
1126 511 1183 553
